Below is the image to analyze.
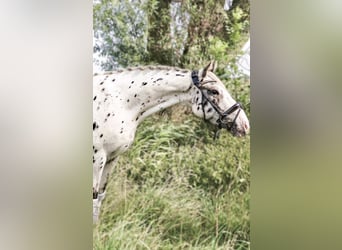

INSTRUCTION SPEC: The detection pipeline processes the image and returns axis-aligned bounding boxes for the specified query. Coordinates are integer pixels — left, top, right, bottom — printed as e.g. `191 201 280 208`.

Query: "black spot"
107 113 110 117
156 78 163 81
127 99 130 102
93 96 97 101
136 116 139 121
93 122 97 130
142 82 147 86
101 88 105 92
94 149 98 153
196 97 199 102
140 111 145 116
100 81 104 85
197 106 200 110
104 98 107 102
166 72 169 75
176 74 184 77
121 121 124 124
112 79 115 82
93 159 95 163
141 103 145 106
196 91 199 94
100 134 103 138
104 118 107 122
207 108 213 113
131 81 134 84
129 86 131 89
125 145 128 148
120 131 123 134
134 94 137 97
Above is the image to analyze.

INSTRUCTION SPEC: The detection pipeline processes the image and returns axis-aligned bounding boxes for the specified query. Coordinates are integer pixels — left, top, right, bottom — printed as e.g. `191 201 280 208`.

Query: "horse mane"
94 65 190 76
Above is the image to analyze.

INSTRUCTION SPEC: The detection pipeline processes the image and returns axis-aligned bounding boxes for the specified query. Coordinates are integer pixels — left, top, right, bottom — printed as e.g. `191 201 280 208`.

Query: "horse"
93 61 250 223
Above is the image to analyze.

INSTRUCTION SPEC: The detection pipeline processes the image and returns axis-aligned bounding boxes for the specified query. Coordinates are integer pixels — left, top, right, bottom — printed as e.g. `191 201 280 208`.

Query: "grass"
93 76 250 250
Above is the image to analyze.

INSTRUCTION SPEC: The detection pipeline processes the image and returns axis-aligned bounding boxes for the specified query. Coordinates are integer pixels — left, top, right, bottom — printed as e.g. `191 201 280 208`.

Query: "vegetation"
93 0 250 249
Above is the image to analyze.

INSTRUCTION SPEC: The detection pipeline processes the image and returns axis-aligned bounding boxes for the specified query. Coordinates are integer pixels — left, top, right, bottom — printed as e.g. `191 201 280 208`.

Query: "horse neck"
116 68 194 122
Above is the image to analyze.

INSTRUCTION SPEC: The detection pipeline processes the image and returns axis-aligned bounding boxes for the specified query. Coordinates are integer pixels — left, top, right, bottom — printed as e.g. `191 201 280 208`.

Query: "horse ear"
201 60 217 78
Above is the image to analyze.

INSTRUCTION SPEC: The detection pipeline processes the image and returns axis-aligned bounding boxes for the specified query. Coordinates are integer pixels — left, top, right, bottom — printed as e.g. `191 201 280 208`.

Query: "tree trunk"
147 0 173 65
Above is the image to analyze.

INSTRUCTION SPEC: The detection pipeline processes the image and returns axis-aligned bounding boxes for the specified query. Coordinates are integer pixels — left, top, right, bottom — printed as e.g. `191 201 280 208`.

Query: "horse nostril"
243 122 250 132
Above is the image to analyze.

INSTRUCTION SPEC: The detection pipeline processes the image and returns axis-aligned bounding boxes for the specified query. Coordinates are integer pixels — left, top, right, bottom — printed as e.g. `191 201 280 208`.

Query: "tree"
93 0 148 70
146 0 173 65
93 0 250 70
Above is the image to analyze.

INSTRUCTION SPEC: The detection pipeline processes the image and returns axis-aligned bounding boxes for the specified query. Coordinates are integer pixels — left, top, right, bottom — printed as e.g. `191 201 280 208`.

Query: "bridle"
191 70 241 138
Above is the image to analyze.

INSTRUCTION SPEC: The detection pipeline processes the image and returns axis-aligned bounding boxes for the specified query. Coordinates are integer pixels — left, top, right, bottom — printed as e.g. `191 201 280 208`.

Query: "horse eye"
209 89 219 95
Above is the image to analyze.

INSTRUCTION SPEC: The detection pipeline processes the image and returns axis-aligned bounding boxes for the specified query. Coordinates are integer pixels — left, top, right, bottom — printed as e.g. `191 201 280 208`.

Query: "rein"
191 70 241 139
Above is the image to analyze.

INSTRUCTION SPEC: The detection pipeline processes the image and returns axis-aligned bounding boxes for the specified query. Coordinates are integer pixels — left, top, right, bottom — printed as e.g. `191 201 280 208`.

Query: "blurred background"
0 0 342 249
0 1 93 250
252 1 342 249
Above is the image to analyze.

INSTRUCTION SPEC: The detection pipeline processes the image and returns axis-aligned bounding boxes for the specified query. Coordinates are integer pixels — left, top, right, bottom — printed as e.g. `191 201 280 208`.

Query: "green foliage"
94 166 249 249
94 0 250 69
225 7 249 48
116 115 249 193
146 0 173 65
208 37 229 63
93 0 149 69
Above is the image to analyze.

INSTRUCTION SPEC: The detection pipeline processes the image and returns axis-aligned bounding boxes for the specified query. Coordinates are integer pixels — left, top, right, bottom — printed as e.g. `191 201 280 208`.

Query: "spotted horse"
93 61 250 223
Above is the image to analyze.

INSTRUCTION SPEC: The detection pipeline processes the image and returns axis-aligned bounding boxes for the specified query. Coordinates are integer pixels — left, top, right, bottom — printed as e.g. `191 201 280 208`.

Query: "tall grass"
93 77 250 249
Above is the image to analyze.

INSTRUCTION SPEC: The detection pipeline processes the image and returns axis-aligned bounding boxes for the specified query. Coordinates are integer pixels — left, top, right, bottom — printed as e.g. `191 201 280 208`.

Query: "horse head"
191 61 250 137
